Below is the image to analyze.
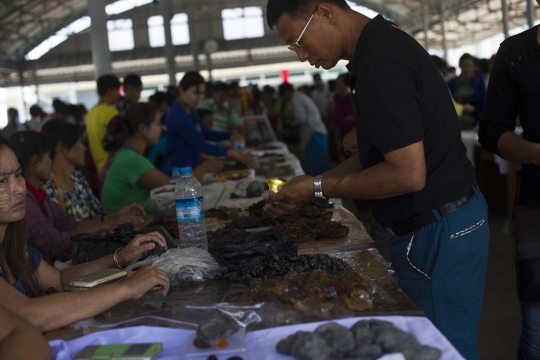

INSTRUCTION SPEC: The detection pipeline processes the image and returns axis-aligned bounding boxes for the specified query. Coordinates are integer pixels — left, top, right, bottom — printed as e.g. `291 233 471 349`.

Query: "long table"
46 198 419 343
45 143 460 358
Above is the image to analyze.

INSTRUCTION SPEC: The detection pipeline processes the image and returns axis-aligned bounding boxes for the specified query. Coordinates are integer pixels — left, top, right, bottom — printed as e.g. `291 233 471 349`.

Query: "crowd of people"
0 70 347 334
0 60 497 281
0 0 538 355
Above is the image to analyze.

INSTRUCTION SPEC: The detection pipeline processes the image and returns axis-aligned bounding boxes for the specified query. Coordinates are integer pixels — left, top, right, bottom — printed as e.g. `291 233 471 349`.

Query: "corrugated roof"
0 0 537 86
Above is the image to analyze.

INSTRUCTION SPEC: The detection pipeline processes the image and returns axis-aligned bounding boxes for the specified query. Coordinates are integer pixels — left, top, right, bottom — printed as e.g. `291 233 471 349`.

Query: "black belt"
387 188 476 237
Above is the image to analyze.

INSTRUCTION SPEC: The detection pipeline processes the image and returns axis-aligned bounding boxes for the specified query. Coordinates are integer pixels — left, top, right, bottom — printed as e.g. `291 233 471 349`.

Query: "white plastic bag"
150 184 175 219
126 248 226 285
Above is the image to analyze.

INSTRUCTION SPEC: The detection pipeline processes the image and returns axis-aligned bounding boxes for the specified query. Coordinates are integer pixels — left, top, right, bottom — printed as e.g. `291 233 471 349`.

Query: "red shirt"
26 183 46 205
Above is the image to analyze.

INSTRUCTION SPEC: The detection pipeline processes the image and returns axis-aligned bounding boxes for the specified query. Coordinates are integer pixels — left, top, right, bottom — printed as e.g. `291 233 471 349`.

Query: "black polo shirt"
347 15 474 228
479 26 540 206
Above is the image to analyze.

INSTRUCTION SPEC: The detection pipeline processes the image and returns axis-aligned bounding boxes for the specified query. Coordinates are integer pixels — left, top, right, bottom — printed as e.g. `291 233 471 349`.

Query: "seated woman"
40 120 146 223
0 136 170 332
0 305 51 360
10 132 141 265
101 103 223 214
160 71 257 177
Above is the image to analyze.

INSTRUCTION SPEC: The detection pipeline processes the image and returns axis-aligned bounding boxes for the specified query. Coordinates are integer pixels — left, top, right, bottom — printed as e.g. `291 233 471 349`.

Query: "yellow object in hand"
267 179 286 193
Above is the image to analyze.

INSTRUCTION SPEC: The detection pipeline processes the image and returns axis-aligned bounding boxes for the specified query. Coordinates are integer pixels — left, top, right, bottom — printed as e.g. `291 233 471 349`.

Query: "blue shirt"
147 136 167 165
447 71 486 124
0 247 42 295
160 101 231 176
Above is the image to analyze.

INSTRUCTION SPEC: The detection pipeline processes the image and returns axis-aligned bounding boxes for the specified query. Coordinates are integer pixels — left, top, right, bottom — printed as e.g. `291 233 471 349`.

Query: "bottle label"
176 197 204 222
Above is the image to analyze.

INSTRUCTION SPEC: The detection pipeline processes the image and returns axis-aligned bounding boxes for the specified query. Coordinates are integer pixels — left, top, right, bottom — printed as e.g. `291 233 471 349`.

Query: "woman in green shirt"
101 103 220 213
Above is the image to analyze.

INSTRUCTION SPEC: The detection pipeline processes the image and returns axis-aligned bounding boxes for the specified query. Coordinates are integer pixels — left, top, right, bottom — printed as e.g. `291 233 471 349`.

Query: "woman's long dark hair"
41 120 83 160
103 103 157 152
0 135 40 298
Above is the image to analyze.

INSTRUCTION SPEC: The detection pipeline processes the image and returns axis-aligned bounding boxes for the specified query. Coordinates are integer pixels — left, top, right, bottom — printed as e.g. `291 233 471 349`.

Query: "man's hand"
463 104 476 114
343 129 358 155
263 175 314 217
262 197 302 217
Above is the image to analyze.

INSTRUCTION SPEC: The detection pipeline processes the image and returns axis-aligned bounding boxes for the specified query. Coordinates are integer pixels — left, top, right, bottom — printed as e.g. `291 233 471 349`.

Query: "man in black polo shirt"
479 13 540 360
264 1 489 359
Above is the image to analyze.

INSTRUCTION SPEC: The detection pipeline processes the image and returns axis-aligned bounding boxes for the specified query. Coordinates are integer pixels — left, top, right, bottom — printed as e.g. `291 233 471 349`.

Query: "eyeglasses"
287 5 332 53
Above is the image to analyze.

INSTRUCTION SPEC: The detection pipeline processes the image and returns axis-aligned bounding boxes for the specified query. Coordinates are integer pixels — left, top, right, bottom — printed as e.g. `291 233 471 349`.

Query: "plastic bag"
183 304 263 358
149 184 175 219
186 303 263 329
126 247 225 285
208 230 298 271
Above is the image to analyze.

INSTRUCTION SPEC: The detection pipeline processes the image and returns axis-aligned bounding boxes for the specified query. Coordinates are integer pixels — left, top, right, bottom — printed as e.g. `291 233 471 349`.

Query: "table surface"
47 211 418 342
46 143 419 344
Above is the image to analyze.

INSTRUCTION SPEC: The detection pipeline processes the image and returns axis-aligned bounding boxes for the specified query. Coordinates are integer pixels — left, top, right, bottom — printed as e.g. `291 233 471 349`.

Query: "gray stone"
276 331 310 355
375 329 420 353
351 327 377 348
401 345 442 360
369 320 397 333
350 320 370 332
346 344 384 360
351 319 380 348
315 322 356 353
196 312 240 341
291 333 335 360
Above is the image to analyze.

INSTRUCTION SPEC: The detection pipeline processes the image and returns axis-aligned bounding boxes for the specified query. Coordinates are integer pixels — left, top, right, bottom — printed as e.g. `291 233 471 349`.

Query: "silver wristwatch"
314 176 327 201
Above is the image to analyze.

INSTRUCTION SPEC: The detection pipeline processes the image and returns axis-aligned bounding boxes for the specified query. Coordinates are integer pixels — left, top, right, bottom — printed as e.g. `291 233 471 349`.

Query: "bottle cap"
180 167 192 175
235 142 244 151
172 167 180 173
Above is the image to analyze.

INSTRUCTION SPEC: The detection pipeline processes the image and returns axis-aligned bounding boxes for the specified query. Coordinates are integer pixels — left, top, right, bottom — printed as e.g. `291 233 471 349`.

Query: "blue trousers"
518 303 540 360
389 186 489 360
303 133 331 176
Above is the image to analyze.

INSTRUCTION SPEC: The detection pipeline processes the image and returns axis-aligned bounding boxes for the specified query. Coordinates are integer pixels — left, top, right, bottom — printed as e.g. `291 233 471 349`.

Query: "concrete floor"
478 214 521 360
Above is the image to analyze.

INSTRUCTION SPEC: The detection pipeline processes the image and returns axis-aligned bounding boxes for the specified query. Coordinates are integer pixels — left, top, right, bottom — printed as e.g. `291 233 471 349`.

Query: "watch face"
314 197 328 207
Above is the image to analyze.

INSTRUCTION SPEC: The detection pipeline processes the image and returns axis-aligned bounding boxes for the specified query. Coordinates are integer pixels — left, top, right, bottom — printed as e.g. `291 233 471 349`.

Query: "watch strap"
314 176 326 200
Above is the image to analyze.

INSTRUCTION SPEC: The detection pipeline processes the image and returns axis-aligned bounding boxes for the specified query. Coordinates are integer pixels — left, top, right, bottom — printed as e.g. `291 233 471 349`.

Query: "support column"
30 67 38 88
526 0 536 28
18 70 27 124
160 0 176 85
439 3 448 62
187 1 200 71
422 2 430 50
206 53 213 81
501 0 509 38
89 0 113 78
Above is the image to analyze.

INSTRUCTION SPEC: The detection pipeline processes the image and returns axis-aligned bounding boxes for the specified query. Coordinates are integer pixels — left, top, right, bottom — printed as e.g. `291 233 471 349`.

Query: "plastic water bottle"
170 167 181 186
175 167 207 249
234 140 245 151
